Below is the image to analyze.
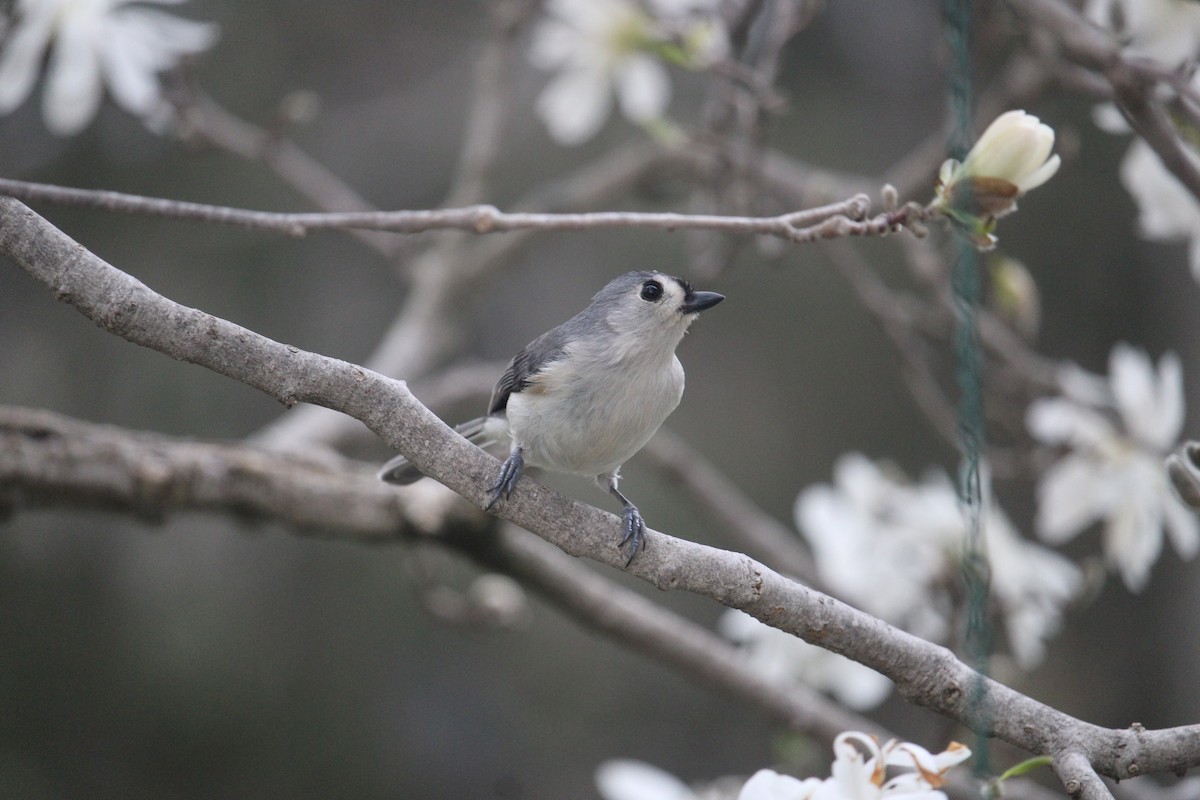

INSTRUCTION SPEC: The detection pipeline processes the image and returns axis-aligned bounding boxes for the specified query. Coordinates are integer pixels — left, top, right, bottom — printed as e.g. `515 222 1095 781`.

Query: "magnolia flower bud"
988 255 1041 340
935 110 1061 248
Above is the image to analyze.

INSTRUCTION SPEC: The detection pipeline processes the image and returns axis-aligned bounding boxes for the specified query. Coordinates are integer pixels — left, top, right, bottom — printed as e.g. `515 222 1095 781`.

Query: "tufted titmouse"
379 270 724 564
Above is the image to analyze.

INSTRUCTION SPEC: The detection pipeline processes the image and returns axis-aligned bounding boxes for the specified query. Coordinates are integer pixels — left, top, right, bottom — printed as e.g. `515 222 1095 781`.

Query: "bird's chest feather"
506 349 685 475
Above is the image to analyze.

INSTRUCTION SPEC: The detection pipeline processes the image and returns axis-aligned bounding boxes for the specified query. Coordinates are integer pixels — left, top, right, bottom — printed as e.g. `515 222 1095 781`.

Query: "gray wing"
487 325 571 415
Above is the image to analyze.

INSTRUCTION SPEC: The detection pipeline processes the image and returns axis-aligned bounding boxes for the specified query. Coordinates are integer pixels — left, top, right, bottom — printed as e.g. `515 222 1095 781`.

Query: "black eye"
640 280 664 302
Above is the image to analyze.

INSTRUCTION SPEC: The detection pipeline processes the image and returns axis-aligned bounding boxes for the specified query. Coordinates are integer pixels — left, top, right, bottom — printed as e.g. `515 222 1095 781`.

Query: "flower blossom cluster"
594 734 971 800
738 734 970 800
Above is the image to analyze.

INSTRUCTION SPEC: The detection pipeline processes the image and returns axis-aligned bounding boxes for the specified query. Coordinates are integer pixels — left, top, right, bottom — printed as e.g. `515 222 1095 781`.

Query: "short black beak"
681 291 724 314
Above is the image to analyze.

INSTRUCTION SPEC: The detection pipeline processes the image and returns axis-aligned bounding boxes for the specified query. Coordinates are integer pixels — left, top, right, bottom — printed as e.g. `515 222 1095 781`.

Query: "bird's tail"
378 417 492 485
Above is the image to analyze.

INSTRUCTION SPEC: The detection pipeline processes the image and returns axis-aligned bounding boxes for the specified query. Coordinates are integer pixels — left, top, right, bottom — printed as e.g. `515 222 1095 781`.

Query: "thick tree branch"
0 404 870 742
0 404 1064 800
4 197 1200 788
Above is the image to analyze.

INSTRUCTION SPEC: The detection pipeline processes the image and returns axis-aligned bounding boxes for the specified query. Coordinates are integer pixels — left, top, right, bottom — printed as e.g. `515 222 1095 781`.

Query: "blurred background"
2 1 1198 797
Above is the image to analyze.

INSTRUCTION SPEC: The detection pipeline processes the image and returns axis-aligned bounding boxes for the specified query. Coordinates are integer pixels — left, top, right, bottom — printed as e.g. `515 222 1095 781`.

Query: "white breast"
504 344 686 478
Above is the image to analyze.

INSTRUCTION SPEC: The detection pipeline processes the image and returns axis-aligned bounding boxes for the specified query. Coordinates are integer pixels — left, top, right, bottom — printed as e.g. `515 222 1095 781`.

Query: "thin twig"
0 176 900 244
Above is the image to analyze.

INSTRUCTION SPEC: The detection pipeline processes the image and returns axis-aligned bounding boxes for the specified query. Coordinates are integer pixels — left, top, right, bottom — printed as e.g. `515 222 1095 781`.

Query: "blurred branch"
0 405 871 737
181 94 405 258
442 0 537 208
821 241 1062 477
5 197 1200 795
0 404 1065 800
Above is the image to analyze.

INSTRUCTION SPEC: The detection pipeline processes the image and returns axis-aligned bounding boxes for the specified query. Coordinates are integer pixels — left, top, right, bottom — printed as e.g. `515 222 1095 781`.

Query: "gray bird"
379 270 724 564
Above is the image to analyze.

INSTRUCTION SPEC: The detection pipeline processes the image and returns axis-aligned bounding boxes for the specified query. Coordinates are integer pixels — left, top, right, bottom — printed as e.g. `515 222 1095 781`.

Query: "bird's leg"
487 445 524 510
605 472 646 566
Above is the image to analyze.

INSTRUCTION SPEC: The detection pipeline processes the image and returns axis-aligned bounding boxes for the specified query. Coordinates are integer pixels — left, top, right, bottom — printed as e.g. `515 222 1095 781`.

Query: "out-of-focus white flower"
737 733 971 800
1119 137 1200 280
529 0 726 145
596 759 698 800
737 769 823 800
796 454 1082 668
0 0 217 136
934 110 1061 249
984 508 1083 668
596 759 744 800
1087 0 1200 65
718 609 893 710
1029 343 1199 592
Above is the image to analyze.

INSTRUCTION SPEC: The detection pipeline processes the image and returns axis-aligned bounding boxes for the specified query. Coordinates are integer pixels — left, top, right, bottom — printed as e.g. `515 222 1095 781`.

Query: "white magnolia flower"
1119 137 1200 280
1029 343 1199 591
738 733 970 800
529 0 726 145
1087 0 1200 66
0 0 217 136
796 453 1082 668
935 110 1061 248
718 608 893 710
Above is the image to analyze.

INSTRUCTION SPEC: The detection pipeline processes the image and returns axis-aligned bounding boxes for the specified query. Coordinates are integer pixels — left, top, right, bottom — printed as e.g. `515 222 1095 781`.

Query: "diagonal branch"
0 404 873 745
4 196 1200 788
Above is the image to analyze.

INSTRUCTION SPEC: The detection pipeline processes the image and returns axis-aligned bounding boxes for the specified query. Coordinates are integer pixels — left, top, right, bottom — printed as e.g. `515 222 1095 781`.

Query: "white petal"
1120 140 1200 241
1111 344 1184 449
987 512 1082 668
42 17 105 135
99 28 160 113
614 53 670 124
823 657 893 710
649 0 721 15
1057 360 1113 405
535 65 613 145
0 5 57 113
1091 102 1130 134
547 0 626 33
528 18 580 69
1026 397 1114 449
738 770 823 800
1018 153 1061 193
596 760 695 800
1164 491 1200 559
1105 458 1166 591
1150 351 1186 449
1036 455 1109 542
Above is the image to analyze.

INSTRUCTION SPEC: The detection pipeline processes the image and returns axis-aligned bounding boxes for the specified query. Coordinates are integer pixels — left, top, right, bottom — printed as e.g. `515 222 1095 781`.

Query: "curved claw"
487 449 524 510
618 504 646 567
